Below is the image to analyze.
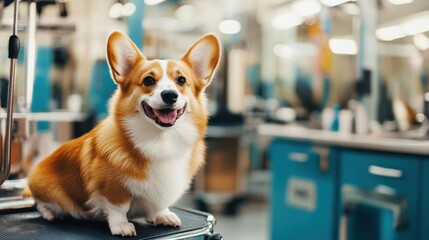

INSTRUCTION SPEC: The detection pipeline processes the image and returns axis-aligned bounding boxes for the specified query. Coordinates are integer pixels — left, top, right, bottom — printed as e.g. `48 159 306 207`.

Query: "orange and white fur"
25 31 221 236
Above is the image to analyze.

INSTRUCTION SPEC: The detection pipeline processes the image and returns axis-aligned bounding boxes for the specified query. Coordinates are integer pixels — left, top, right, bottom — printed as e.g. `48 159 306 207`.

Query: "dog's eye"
177 76 186 86
143 76 156 86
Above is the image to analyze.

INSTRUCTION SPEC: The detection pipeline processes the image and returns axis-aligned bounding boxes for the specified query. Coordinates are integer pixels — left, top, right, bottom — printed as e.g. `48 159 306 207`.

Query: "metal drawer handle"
288 153 308 163
368 165 403 178
339 184 408 240
288 147 330 172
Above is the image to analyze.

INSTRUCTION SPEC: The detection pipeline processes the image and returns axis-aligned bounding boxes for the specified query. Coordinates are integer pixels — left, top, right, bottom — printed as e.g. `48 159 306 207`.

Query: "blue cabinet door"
421 161 429 240
269 138 338 240
340 150 421 240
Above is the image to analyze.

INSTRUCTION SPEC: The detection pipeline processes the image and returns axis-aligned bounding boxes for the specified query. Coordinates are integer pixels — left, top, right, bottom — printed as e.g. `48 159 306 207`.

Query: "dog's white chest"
122 115 198 214
124 151 191 211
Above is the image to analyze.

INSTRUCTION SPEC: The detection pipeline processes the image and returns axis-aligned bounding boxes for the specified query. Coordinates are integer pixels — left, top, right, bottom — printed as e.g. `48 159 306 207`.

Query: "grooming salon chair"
0 1 222 239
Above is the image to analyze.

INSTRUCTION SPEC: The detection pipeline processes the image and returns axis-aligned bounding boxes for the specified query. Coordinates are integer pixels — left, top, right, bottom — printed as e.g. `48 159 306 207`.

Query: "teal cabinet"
268 137 427 240
269 138 338 240
339 150 421 240
421 161 429 240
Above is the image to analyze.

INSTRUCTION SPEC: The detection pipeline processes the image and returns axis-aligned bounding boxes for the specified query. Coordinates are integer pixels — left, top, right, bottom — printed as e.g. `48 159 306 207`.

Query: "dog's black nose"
161 90 178 104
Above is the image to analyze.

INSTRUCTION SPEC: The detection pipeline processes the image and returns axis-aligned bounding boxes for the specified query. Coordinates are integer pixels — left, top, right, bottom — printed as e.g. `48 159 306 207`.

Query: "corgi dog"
25 31 221 236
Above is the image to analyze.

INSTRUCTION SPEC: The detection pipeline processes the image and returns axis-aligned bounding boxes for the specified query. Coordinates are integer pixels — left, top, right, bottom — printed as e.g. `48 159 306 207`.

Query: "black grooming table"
0 207 214 239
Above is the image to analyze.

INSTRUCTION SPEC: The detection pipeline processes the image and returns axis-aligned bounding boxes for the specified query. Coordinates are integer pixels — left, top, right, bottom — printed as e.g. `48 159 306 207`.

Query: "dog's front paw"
37 203 57 221
151 209 181 227
110 222 137 236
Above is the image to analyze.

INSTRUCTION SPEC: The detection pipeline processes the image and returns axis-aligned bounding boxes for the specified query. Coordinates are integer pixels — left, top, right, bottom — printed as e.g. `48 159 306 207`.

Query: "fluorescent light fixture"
144 0 166 6
219 20 241 34
413 33 429 50
110 2 136 19
388 0 413 5
175 5 196 21
342 2 360 15
375 11 429 41
319 0 353 7
122 2 136 17
376 12 429 41
271 11 303 30
375 25 406 41
401 16 429 36
109 3 123 19
329 38 358 55
292 0 321 17
273 43 318 58
273 44 293 58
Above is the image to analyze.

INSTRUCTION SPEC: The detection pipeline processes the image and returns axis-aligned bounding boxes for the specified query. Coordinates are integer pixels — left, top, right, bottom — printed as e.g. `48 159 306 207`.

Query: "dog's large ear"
106 31 144 84
181 34 221 88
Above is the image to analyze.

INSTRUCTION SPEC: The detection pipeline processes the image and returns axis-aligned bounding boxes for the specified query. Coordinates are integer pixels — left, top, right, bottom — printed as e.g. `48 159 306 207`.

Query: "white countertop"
0 111 86 122
258 124 429 156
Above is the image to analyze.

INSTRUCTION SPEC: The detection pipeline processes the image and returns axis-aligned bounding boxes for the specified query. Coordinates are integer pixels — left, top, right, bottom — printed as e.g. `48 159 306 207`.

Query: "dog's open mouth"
142 102 187 127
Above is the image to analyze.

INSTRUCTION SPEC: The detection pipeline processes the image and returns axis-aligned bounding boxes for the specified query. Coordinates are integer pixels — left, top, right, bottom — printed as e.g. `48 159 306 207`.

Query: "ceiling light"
375 25 406 41
122 2 136 17
329 38 357 55
175 5 196 21
388 0 413 5
273 44 293 58
292 0 321 17
219 20 241 35
401 16 429 36
109 3 123 19
413 34 429 50
319 0 354 7
271 11 303 30
376 12 429 41
144 0 166 6
342 2 360 15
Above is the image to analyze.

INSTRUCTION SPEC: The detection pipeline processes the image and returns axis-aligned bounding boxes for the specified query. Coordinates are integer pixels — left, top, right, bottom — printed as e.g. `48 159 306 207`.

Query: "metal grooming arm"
0 0 20 186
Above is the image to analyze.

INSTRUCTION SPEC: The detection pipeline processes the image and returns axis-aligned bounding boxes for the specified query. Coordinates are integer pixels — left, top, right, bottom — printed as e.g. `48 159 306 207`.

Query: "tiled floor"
215 200 269 240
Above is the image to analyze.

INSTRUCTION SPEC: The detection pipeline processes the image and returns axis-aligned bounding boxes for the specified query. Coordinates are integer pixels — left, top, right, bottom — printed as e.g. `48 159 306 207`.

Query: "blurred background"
1 0 429 239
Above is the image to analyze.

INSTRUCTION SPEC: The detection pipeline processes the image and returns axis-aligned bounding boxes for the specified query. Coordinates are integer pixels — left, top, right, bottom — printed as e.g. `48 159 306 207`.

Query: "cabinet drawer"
269 139 332 177
269 138 338 240
341 150 420 195
340 149 421 240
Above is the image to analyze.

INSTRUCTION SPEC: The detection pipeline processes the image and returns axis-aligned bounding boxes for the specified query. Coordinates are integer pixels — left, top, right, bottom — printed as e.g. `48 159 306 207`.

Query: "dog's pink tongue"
154 109 177 124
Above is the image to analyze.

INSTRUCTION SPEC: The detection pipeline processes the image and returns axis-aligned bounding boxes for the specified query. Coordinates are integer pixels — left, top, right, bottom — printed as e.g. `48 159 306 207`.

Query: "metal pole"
0 0 20 186
25 1 36 111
